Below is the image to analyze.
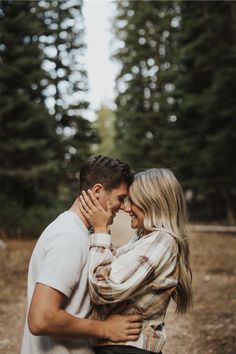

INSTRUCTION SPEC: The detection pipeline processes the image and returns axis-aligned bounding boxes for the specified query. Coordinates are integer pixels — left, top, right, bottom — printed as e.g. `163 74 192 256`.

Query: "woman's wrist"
94 227 109 234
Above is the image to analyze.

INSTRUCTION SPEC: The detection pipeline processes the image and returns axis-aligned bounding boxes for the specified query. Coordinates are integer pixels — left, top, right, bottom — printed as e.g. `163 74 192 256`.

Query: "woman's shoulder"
144 228 174 239
152 229 178 249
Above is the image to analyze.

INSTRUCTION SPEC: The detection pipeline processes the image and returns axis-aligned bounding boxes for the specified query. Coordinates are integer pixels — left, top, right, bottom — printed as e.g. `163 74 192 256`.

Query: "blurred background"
0 1 236 353
0 0 235 237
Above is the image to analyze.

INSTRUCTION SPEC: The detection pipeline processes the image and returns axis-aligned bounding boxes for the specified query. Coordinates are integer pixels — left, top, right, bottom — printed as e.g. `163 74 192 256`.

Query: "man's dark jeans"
94 345 162 354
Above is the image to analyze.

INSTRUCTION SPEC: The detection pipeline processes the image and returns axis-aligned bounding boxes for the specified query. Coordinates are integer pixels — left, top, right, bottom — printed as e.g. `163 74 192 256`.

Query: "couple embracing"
21 155 193 354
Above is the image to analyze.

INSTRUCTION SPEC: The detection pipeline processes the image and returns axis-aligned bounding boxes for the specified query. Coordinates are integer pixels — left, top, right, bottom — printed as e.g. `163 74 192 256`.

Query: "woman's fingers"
79 195 94 217
81 191 96 211
79 194 89 211
87 189 103 209
79 191 110 220
78 200 90 217
87 189 111 214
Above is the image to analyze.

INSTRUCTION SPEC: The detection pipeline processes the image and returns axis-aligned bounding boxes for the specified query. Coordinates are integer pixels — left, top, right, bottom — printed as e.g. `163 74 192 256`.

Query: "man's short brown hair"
79 155 133 193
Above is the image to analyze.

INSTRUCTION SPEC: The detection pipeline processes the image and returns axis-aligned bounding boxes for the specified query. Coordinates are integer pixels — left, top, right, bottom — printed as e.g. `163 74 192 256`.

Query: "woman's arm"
89 231 178 305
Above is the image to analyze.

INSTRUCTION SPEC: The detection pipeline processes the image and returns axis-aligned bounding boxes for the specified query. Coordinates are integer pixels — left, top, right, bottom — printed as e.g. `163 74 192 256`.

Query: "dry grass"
0 240 35 353
164 232 236 354
0 232 235 354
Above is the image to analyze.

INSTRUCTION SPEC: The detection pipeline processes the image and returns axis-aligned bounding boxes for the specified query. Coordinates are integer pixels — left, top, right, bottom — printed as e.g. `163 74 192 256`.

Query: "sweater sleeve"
89 231 178 305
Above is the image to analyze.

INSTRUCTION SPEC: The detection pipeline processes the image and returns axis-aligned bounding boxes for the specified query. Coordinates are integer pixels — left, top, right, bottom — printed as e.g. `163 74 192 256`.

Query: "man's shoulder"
38 211 88 246
45 211 85 232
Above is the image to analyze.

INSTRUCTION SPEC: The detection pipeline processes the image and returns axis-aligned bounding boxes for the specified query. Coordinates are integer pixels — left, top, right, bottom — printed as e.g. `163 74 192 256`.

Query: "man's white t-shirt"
21 211 94 354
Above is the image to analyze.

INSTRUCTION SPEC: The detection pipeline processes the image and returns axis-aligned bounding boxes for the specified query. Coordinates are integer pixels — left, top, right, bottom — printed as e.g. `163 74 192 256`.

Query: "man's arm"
28 283 142 342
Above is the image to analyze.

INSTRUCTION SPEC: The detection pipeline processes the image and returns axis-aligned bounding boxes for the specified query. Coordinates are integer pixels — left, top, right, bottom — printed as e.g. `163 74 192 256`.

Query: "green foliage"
0 0 96 236
38 0 97 179
113 0 179 171
113 0 236 224
0 193 64 238
92 105 117 157
167 1 236 223
0 1 60 208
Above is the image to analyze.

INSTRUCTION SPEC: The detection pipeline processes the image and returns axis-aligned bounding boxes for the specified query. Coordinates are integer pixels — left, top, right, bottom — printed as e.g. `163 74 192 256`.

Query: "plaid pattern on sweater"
89 229 179 353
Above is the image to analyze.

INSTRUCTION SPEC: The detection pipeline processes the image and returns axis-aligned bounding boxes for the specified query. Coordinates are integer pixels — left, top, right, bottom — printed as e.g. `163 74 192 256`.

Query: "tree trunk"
223 189 235 225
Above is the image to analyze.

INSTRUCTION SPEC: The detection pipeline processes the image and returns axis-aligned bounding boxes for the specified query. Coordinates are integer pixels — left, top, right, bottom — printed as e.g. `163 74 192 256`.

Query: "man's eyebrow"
118 194 127 198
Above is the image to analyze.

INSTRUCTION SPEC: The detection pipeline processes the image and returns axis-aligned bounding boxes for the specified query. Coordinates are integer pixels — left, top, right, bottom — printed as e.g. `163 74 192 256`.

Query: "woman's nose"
123 198 131 212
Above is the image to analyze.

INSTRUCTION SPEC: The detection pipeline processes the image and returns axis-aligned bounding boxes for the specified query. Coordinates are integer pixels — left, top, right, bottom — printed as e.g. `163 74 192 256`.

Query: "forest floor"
0 216 236 354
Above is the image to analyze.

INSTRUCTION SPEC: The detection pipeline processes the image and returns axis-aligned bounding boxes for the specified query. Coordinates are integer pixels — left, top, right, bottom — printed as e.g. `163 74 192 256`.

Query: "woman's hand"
78 190 112 233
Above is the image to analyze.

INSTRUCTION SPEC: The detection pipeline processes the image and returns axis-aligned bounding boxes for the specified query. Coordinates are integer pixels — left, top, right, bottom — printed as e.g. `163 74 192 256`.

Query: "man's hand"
104 314 142 342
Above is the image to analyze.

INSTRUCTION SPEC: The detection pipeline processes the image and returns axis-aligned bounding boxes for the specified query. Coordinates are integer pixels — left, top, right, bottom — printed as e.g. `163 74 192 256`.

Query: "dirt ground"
0 216 236 354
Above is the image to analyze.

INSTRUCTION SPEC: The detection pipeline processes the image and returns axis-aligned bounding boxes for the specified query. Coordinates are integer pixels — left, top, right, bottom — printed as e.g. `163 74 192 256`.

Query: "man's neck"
69 198 90 230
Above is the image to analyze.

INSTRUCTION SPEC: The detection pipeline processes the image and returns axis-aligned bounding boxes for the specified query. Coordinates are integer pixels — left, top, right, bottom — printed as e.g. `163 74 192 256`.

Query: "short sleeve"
37 234 85 297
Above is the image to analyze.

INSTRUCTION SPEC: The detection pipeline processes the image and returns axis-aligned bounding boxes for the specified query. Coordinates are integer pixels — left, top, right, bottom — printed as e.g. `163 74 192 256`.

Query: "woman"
79 168 193 354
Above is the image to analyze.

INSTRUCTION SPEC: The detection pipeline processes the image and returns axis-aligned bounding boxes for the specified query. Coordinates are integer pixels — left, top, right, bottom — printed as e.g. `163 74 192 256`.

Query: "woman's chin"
130 220 137 229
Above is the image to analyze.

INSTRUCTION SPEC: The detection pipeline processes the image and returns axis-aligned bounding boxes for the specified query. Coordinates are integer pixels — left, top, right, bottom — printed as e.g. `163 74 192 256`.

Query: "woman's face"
124 195 145 230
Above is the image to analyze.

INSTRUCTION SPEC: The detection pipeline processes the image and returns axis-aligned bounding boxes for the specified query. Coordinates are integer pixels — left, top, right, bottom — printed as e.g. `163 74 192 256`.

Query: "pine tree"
0 0 61 235
113 0 236 223
38 0 97 180
168 1 236 224
113 0 179 171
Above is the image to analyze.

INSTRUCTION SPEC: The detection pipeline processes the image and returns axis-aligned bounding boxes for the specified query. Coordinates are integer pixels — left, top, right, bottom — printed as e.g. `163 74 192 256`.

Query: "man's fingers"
126 334 140 341
127 314 143 322
127 322 142 330
127 328 142 335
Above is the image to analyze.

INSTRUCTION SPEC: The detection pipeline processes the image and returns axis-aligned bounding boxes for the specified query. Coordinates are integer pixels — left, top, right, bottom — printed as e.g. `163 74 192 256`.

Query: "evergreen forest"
0 0 235 236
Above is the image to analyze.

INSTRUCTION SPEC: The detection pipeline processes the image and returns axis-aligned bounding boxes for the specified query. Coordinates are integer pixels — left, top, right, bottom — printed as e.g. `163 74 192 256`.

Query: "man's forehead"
113 182 128 195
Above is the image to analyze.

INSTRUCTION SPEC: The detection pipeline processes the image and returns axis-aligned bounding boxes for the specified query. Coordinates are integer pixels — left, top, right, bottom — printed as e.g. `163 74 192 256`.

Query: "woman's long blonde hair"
129 168 193 313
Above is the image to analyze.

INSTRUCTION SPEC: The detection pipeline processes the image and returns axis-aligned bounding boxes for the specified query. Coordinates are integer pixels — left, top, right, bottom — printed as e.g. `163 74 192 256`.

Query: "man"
21 155 142 354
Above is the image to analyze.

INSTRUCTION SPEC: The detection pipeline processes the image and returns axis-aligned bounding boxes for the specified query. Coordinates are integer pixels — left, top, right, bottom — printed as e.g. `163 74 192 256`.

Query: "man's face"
98 182 128 224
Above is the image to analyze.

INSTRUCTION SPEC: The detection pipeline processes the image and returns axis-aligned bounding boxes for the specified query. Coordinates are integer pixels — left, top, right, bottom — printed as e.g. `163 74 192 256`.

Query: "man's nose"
120 201 125 210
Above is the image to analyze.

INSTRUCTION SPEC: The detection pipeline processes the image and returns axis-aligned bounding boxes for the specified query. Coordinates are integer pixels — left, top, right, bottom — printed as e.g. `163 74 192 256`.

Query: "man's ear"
91 183 104 198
